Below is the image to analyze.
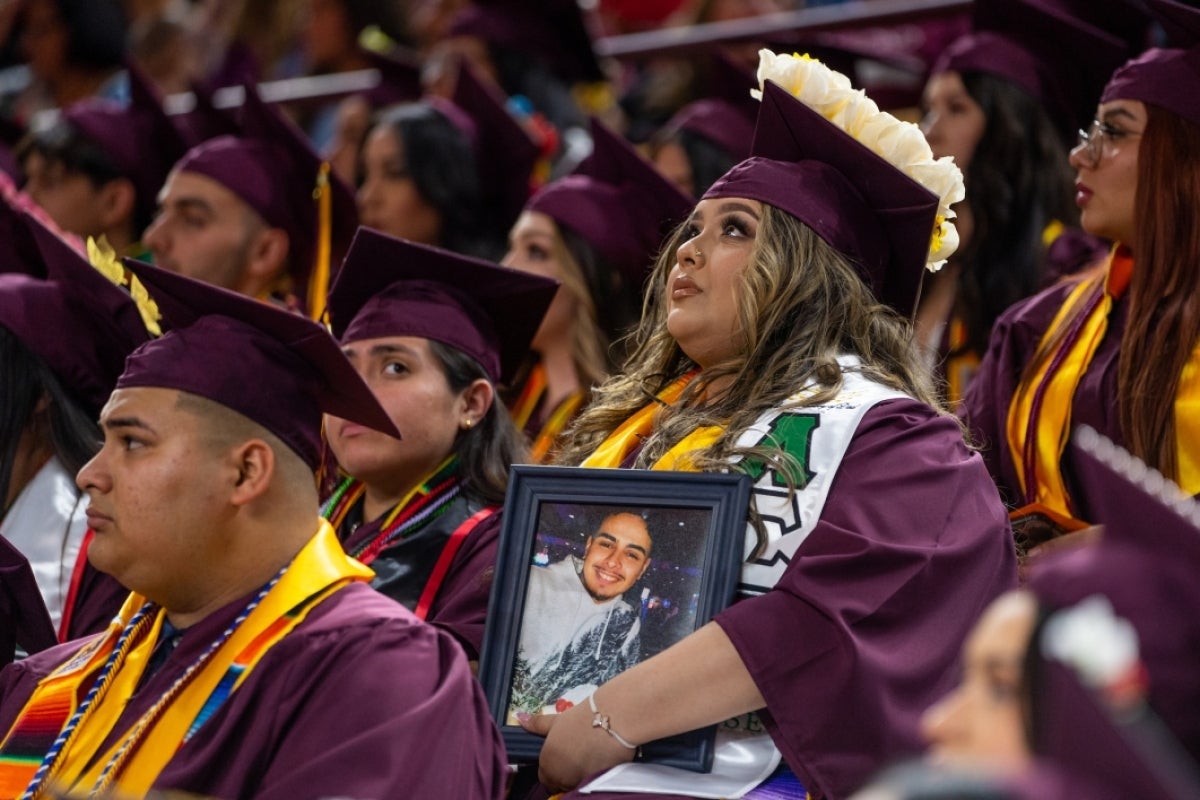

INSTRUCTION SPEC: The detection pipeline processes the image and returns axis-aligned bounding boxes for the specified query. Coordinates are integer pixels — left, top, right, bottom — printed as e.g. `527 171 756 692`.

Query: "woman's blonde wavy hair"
555 204 947 484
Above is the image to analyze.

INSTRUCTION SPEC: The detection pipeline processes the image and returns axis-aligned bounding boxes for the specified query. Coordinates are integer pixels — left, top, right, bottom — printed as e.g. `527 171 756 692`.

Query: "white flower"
1042 595 1141 689
754 49 966 271
834 91 880 138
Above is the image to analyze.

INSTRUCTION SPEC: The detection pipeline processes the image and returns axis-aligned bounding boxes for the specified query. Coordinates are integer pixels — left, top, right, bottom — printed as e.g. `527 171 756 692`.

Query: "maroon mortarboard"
120 258 400 469
0 212 154 412
169 85 359 314
1020 633 1200 799
526 118 692 286
1028 425 1200 764
705 80 939 315
62 62 190 214
326 227 558 384
448 0 603 84
360 48 423 109
0 536 56 661
1101 0 1200 128
662 53 758 161
932 0 1135 142
451 61 540 231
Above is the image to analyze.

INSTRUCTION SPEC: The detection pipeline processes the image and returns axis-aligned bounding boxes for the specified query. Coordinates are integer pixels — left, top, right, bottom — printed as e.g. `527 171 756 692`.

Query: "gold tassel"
309 162 334 323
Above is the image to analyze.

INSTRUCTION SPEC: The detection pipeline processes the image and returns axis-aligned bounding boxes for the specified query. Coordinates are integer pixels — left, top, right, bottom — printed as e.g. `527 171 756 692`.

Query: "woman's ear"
458 379 494 430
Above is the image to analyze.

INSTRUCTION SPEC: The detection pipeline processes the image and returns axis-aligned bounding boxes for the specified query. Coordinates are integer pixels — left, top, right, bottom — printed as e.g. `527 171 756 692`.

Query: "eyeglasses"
1076 120 1142 164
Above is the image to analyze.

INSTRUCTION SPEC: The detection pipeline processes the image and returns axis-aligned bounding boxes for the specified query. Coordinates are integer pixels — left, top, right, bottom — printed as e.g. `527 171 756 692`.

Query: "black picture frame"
478 465 751 773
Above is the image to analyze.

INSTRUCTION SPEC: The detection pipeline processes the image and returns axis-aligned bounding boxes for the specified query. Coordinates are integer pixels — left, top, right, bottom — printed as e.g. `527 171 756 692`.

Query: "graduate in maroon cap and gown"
321 227 556 662
917 0 1134 404
355 61 539 261
919 425 1200 798
143 84 358 319
17 63 189 258
0 206 154 644
522 56 1016 800
503 118 692 462
0 260 506 799
960 0 1200 544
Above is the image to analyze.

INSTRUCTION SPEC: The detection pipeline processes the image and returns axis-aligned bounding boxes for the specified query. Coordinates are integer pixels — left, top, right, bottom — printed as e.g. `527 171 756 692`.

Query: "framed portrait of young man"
478 465 751 772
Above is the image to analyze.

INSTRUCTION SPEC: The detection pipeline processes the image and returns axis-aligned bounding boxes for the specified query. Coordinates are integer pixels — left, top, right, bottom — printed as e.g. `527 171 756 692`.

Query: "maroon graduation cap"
451 61 540 232
169 85 359 312
0 211 154 412
61 62 190 217
120 258 401 469
705 80 940 316
1029 425 1200 765
526 118 693 286
1101 0 1200 127
932 0 1136 142
326 227 558 384
1021 635 1200 799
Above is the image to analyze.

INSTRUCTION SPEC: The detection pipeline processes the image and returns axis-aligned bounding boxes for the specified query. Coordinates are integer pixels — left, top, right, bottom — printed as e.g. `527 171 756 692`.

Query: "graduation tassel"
308 162 334 322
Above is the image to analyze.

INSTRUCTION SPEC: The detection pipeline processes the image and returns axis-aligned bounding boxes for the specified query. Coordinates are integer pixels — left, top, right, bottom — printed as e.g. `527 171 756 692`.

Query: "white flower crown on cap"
754 50 966 272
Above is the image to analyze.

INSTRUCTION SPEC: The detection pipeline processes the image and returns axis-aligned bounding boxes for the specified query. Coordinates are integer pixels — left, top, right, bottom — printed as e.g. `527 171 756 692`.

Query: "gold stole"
1006 250 1131 519
1 522 370 799
580 372 721 471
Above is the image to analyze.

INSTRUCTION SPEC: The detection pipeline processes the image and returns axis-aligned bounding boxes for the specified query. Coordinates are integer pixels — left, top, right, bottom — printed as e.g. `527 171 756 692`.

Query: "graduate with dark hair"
18 65 189 257
917 0 1135 403
526 53 1015 799
960 0 1200 543
322 227 556 662
0 260 506 800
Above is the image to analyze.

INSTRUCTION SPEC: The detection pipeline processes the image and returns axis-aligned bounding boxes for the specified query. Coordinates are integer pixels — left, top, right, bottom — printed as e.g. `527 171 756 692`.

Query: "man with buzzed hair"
510 510 653 719
143 86 356 316
0 262 505 799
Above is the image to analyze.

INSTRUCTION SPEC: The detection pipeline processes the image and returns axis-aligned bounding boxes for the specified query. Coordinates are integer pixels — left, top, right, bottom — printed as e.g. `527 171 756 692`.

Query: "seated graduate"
0 203 154 643
17 64 189 259
321 227 556 663
502 119 692 463
143 85 358 318
959 0 1200 545
918 426 1200 798
0 261 507 799
525 53 1016 800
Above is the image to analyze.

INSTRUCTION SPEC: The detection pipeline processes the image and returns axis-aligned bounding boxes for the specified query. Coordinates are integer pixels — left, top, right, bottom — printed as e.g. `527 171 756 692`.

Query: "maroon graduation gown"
958 277 1127 513
553 400 1017 799
0 583 507 799
0 537 55 663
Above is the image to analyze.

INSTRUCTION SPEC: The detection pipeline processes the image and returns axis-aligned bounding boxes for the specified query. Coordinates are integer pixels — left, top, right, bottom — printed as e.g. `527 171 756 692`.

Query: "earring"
462 418 474 430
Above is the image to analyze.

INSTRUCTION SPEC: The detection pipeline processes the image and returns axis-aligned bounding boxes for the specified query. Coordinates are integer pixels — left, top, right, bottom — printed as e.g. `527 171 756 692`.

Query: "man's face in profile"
580 512 652 602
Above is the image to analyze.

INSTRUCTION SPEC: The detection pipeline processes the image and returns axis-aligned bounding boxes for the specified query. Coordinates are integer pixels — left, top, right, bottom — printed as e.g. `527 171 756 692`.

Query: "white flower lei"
753 50 966 271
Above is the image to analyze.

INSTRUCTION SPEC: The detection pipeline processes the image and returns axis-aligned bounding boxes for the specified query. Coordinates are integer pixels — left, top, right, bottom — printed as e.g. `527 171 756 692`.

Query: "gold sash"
1 522 370 799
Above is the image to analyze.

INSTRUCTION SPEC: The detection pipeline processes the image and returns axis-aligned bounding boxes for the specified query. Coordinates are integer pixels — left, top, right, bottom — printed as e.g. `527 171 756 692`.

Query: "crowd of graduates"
0 0 1197 798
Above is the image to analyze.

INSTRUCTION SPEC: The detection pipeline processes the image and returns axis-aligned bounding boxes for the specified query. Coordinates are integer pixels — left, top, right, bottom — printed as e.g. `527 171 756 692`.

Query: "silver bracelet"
588 692 637 750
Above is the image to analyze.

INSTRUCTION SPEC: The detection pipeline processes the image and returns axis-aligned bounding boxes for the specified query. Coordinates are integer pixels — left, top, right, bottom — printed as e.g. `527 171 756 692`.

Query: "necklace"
321 456 461 565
